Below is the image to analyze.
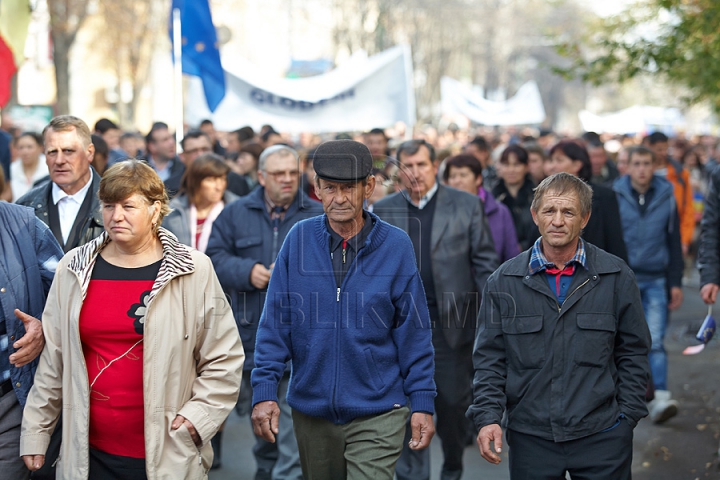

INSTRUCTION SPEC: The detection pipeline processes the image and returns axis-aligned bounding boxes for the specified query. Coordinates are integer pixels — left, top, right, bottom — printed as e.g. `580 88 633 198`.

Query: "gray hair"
531 172 593 217
258 144 299 171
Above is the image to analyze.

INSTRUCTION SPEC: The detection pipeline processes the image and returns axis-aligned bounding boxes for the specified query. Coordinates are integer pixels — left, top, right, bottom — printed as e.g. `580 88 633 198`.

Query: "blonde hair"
42 115 92 149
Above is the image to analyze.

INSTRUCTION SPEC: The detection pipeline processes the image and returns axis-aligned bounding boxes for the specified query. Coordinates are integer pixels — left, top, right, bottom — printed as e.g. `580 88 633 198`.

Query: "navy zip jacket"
251 213 436 424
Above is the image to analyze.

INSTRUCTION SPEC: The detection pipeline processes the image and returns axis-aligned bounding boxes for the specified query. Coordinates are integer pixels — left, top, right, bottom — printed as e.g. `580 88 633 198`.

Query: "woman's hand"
172 415 202 446
22 454 45 471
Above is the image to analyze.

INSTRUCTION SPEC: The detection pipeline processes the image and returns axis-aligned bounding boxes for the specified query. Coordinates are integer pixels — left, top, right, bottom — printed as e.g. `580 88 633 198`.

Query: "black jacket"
584 182 629 262
206 187 323 370
698 165 720 287
492 177 539 251
467 243 650 442
16 169 104 252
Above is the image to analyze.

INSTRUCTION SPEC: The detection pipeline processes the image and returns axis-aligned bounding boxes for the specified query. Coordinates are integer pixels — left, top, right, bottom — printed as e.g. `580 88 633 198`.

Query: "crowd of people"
0 112 719 480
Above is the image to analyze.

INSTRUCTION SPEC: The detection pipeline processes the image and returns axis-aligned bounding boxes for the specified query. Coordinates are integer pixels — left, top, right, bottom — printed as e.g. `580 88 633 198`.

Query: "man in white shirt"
16 116 104 253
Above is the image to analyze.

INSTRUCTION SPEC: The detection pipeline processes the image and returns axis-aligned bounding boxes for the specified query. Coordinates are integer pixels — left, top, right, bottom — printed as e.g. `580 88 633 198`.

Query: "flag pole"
172 8 184 152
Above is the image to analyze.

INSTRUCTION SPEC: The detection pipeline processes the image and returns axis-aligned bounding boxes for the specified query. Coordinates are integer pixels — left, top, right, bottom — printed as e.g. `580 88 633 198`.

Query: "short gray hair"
531 172 593 217
258 144 298 171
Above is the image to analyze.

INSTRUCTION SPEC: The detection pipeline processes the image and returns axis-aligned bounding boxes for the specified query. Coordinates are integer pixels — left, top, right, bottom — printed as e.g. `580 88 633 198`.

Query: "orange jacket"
665 161 695 247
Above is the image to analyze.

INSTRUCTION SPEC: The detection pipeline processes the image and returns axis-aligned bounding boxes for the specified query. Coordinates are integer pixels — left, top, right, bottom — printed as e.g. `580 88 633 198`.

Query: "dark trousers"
0 388 29 480
395 331 474 480
506 419 633 480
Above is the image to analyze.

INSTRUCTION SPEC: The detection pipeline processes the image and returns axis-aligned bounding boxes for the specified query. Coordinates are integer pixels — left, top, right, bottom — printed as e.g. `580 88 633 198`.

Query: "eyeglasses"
263 170 300 180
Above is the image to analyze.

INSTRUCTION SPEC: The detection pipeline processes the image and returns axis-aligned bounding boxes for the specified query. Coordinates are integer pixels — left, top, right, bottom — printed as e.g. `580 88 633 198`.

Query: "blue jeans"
638 277 668 390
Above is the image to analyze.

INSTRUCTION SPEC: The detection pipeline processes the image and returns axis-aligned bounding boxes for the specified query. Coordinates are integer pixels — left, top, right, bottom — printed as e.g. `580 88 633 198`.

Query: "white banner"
578 105 685 134
441 77 546 126
185 45 416 133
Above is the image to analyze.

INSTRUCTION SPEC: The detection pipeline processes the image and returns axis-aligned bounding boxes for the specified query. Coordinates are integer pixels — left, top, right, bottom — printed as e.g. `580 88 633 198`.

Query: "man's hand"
10 309 44 367
700 283 719 305
477 424 503 465
250 264 272 290
252 401 280 443
171 415 202 446
409 412 435 450
669 286 684 311
22 454 45 471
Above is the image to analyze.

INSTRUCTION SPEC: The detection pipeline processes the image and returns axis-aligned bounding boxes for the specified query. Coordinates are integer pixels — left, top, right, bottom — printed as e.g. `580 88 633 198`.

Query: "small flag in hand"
683 305 716 355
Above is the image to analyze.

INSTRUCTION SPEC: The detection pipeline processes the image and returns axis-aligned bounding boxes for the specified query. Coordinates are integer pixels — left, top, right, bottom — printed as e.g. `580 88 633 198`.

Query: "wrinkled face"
148 128 176 161
447 166 481 195
16 135 43 165
315 177 375 227
650 141 669 164
196 176 227 205
398 145 437 203
258 153 300 206
180 136 212 165
44 128 94 195
365 133 388 158
102 193 160 248
532 190 589 251
545 151 582 177
628 153 654 190
498 153 528 187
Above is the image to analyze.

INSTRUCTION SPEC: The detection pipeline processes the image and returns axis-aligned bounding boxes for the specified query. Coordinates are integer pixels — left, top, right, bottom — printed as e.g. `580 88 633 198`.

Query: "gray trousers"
0 389 29 480
239 374 303 480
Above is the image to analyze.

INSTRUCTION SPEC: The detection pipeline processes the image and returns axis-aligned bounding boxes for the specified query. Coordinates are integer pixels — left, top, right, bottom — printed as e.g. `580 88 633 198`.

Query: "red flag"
0 0 31 107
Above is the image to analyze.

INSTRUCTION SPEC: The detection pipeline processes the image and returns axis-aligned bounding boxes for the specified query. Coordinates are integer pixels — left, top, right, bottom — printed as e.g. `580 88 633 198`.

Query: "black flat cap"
313 140 373 183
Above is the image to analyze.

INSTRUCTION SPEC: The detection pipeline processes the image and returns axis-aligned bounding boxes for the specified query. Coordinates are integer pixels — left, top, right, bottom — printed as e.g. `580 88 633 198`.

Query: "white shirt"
10 157 49 202
51 176 93 244
404 182 438 209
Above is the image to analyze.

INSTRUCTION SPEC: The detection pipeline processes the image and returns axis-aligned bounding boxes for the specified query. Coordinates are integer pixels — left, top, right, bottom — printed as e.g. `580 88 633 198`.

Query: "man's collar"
51 175 93 205
403 182 438 209
529 237 587 275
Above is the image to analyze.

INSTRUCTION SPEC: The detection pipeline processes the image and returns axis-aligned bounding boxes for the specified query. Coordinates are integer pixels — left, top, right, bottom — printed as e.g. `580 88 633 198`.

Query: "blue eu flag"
170 0 226 111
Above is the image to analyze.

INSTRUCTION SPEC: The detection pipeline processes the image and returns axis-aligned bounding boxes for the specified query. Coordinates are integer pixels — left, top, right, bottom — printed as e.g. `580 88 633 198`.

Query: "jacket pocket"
574 313 616 367
502 315 544 369
234 236 262 251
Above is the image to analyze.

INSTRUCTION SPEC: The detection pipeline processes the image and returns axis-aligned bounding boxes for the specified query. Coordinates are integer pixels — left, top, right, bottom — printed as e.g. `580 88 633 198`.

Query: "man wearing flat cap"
251 140 437 480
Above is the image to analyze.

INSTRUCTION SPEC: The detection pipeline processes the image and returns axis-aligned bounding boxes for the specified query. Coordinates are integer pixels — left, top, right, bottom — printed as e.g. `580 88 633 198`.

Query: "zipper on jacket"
272 229 279 260
559 278 590 311
336 287 340 302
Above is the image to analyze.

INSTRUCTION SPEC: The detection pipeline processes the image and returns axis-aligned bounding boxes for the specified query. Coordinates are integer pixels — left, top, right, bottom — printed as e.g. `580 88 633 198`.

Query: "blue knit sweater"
251 212 436 424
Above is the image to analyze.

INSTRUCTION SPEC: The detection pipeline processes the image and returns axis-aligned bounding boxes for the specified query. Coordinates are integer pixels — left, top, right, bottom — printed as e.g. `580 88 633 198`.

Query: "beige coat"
20 228 244 479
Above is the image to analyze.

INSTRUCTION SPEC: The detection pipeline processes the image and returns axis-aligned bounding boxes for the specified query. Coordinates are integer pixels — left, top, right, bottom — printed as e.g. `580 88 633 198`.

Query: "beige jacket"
20 228 244 479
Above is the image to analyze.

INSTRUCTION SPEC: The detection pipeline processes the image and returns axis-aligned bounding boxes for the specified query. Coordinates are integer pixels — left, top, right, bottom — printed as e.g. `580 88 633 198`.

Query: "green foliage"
555 0 720 112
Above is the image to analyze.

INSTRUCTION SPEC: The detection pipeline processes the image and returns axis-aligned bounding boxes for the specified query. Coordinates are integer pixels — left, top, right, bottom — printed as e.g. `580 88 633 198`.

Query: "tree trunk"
51 31 72 115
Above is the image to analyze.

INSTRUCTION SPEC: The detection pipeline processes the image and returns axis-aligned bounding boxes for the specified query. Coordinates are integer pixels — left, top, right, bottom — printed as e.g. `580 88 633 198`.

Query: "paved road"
211 282 720 480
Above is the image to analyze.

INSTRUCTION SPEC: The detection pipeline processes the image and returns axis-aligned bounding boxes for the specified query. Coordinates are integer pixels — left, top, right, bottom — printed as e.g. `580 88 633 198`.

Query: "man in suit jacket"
373 139 499 480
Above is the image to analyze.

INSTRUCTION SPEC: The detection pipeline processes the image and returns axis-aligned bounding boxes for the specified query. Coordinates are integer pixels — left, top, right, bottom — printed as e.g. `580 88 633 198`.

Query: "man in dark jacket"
699 165 720 305
614 146 683 424
468 173 650 479
373 139 499 480
207 145 322 478
16 116 104 253
0 201 63 479
250 140 436 480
